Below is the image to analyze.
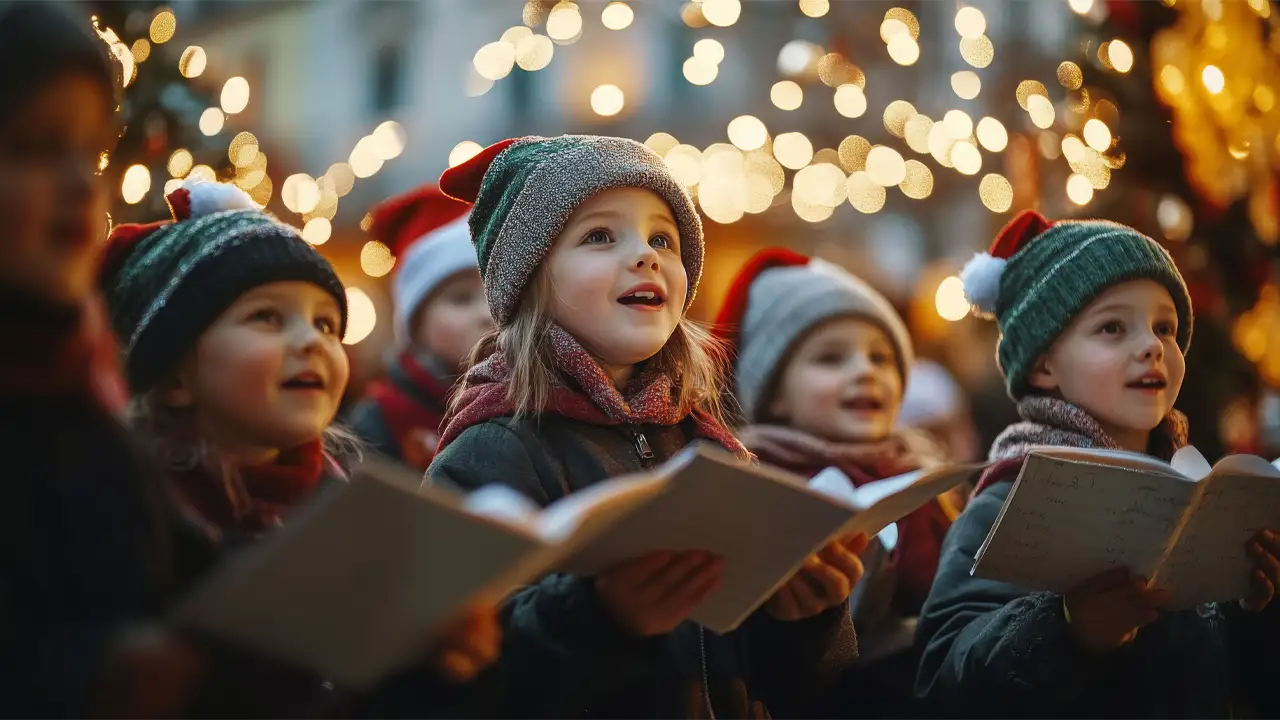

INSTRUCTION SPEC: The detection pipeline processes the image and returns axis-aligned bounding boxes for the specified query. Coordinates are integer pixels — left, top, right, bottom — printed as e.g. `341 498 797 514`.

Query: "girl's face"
768 317 904 443
414 269 493 371
0 75 111 304
1030 279 1185 450
167 281 350 461
544 187 687 379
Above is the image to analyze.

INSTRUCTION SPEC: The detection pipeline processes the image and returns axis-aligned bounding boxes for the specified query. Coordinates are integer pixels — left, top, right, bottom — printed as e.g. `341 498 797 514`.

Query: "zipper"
1198 602 1233 719
626 424 656 467
700 624 715 720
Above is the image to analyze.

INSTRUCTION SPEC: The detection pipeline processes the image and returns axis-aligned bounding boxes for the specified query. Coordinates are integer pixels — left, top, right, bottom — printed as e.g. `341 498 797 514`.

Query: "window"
370 44 405 116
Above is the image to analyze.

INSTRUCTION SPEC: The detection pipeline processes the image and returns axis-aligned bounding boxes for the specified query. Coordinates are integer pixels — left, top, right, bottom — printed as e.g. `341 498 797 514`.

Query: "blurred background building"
91 0 1280 459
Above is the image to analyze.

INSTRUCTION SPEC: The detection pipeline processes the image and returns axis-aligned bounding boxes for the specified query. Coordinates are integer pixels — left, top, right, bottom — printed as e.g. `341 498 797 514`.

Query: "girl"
0 3 201 715
427 134 868 718
349 184 492 470
716 248 957 713
100 179 501 716
916 210 1280 717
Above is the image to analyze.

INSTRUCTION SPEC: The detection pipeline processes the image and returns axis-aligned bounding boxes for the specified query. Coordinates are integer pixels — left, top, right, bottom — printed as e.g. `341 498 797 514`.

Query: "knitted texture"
992 220 1193 398
438 324 746 458
104 209 346 393
735 258 913 422
462 135 704 325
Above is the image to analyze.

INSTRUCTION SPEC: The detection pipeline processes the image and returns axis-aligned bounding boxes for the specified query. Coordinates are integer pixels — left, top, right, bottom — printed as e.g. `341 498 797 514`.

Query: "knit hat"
716 248 914 423
438 135 703 326
100 179 347 394
960 209 1193 399
368 184 477 343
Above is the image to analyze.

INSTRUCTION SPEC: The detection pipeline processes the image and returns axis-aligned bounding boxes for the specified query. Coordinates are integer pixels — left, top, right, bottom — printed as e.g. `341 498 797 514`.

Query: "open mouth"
841 397 885 411
281 371 326 391
1125 373 1167 391
617 286 665 308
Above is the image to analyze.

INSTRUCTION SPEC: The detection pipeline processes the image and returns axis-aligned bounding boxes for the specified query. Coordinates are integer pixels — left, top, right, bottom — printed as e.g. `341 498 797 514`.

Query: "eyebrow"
1088 300 1177 316
571 209 677 228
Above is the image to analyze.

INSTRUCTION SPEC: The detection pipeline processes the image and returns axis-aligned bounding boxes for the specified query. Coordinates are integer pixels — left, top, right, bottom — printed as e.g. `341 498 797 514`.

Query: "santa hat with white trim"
959 209 1193 399
100 178 346 395
367 184 478 344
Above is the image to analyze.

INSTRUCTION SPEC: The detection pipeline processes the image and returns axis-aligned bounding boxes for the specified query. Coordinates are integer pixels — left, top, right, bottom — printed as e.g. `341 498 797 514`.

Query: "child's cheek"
211 337 285 407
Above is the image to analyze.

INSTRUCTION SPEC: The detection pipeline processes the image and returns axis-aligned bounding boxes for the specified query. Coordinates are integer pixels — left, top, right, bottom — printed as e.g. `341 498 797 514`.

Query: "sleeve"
743 601 858 717
347 399 402 463
913 483 1108 715
425 422 669 716
1225 592 1280 716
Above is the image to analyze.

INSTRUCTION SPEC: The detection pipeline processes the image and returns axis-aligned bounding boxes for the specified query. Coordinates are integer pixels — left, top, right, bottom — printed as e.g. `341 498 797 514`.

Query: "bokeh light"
343 288 377 345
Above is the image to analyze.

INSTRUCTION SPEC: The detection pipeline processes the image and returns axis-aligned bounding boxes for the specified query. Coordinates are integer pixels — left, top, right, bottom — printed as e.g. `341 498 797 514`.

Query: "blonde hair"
451 267 732 428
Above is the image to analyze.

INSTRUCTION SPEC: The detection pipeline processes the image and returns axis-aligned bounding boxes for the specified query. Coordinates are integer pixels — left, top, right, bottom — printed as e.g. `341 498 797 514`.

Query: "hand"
1064 568 1168 653
91 625 205 718
428 604 501 683
595 550 723 637
1241 529 1280 612
765 533 869 621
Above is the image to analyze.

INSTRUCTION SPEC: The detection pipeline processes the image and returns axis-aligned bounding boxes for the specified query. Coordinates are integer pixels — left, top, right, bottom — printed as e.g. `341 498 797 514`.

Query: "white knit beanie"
390 213 479 343
717 248 914 423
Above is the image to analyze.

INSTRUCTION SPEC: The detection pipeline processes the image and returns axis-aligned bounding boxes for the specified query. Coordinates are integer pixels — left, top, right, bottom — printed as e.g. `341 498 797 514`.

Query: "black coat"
429 414 858 719
915 474 1280 718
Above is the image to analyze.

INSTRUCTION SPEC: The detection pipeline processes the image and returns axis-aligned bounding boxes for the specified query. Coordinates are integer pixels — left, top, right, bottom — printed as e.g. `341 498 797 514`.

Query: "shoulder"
429 418 554 498
972 456 1025 497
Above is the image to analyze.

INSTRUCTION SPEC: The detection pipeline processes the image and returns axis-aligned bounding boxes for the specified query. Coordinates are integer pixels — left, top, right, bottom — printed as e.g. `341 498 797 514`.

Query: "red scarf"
172 440 328 534
0 289 128 414
438 325 747 459
366 351 452 468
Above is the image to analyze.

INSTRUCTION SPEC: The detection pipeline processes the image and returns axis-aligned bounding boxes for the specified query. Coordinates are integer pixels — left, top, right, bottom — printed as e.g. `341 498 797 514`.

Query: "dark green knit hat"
960 210 1193 399
100 180 347 394
438 135 703 325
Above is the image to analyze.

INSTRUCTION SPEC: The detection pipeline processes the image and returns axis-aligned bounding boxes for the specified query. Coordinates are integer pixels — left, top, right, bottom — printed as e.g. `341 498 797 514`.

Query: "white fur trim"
391 213 480 344
182 178 258 219
959 252 1006 318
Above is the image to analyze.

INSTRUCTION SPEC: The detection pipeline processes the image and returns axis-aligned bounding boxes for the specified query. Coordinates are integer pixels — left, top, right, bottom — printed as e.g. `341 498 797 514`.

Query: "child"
427 135 867 718
101 179 502 716
915 210 1280 717
716 248 955 712
0 3 202 716
349 185 492 469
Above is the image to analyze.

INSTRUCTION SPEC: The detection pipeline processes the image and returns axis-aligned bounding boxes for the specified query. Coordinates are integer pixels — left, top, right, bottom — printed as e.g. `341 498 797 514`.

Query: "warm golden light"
899 159 934 199
1057 61 1084 90
771 80 804 110
645 132 680 156
360 241 396 278
343 288 377 345
960 35 994 68
1068 0 1094 15
887 35 920 66
1202 65 1226 94
838 135 872 173
121 164 151 205
167 149 193 178
904 115 934 154
800 0 830 18
220 77 250 115
1108 39 1134 73
228 132 259 167
943 109 973 140
302 218 332 246
601 2 634 30
951 71 981 100
834 84 868 118
1067 173 1095 205
1083 118 1113 152
664 144 704 186
590 84 625 116
979 173 1014 212
950 141 982 175
179 46 206 78
976 117 1008 152
701 0 742 27
198 107 224 136
515 34 554 71
773 132 814 170
474 41 516 81
694 38 725 65
547 2 583 41
727 115 768 151
1027 94 1056 129
371 121 407 160
448 141 483 168
954 7 986 38
149 10 176 44
847 171 887 214
866 146 907 187
683 57 719 86
936 276 972 321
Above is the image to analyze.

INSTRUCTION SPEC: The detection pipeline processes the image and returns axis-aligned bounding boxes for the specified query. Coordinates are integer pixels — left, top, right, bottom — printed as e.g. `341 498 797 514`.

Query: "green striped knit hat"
100 179 346 394
437 135 703 326
959 210 1193 399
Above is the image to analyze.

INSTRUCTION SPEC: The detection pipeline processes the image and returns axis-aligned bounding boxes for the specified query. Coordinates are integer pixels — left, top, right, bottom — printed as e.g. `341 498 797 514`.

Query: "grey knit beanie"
437 134 703 326
716 248 914 423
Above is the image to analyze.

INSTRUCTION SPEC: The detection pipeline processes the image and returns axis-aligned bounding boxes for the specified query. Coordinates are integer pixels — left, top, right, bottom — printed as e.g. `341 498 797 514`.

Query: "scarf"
367 350 453 467
975 395 1190 495
438 325 747 459
737 424 939 484
0 285 128 413
172 440 328 535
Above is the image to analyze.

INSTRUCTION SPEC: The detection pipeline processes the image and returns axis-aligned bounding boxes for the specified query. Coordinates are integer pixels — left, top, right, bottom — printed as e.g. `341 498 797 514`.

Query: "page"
555 445 854 633
534 467 673 545
838 464 986 539
972 453 1198 593
1027 445 1185 478
176 459 547 689
1154 458 1280 608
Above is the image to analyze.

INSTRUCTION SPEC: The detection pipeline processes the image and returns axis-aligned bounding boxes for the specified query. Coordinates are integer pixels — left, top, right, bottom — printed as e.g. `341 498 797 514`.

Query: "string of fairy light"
93 8 401 345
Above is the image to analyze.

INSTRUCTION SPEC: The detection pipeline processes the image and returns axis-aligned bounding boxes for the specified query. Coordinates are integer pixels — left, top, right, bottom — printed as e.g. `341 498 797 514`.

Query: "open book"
176 446 981 689
972 446 1280 608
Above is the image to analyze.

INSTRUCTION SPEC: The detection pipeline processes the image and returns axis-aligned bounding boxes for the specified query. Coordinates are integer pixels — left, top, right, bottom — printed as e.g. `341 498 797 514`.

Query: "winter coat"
428 414 859 718
0 286 176 717
349 350 454 469
915 459 1280 718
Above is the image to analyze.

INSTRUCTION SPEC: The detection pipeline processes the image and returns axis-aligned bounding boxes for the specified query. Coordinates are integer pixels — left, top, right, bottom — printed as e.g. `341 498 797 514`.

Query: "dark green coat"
915 473 1280 718
429 415 858 718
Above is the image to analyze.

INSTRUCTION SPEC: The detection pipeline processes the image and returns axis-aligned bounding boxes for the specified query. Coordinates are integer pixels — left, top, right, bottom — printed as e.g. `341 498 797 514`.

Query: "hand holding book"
596 550 725 637
1242 529 1280 612
765 533 868 621
1063 568 1168 652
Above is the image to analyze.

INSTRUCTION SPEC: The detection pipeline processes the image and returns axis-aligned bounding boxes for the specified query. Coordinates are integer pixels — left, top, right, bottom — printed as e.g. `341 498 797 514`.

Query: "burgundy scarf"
0 288 128 413
438 325 748 459
737 424 940 484
973 396 1190 496
366 350 452 467
172 440 328 534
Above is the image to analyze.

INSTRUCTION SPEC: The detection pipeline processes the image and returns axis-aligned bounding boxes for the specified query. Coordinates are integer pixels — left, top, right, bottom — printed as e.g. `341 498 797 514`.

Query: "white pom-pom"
959 252 1006 318
182 178 258 219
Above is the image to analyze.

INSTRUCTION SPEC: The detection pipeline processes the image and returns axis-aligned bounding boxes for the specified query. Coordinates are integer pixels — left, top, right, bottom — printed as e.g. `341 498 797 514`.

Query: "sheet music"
973 454 1198 591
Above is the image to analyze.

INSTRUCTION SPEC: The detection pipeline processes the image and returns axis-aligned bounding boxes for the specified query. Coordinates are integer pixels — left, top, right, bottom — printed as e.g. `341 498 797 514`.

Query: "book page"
840 464 987 538
176 461 547 689
1156 459 1280 608
972 454 1198 592
556 445 854 633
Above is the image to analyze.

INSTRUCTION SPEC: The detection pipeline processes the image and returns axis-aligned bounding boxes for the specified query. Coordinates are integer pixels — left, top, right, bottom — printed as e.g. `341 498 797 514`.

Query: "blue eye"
650 233 675 251
584 229 613 245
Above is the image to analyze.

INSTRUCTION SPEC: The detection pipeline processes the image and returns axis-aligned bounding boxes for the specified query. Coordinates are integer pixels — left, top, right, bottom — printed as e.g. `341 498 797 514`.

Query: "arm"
426 423 668 716
743 600 857 717
914 483 1107 715
347 399 403 463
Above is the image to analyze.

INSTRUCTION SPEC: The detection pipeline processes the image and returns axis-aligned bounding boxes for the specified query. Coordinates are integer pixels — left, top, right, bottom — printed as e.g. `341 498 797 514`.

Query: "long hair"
450 267 732 428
